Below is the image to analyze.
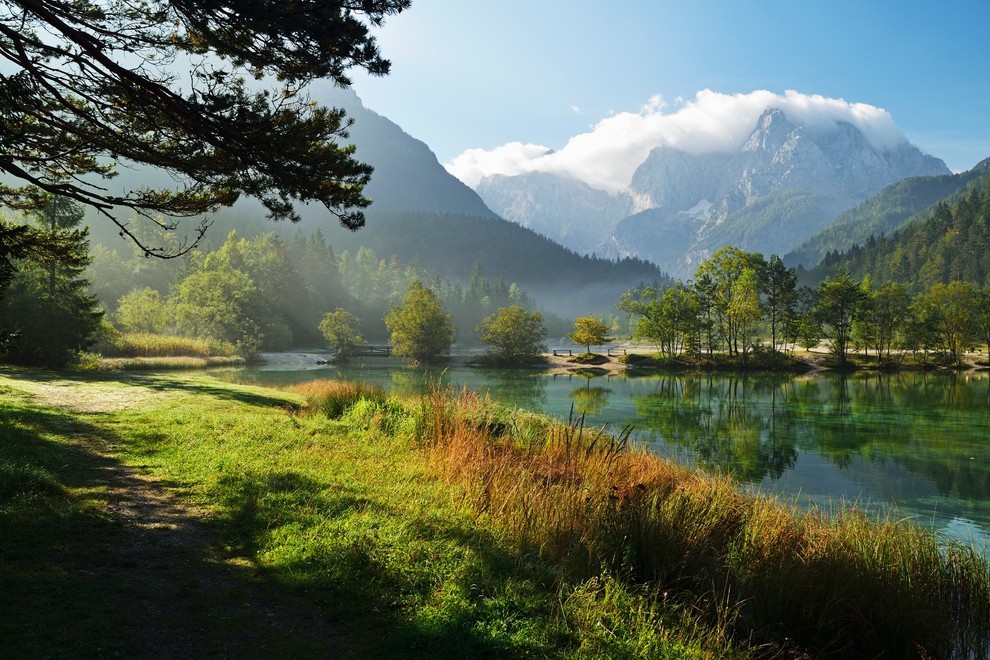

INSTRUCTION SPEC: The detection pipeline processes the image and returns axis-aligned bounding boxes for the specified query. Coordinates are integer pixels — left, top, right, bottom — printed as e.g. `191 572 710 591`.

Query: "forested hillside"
787 158 990 267
807 174 990 291
316 211 668 312
86 228 576 350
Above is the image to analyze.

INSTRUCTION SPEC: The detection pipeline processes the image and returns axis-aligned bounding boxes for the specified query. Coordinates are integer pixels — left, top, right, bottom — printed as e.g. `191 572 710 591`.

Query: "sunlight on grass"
2 368 987 658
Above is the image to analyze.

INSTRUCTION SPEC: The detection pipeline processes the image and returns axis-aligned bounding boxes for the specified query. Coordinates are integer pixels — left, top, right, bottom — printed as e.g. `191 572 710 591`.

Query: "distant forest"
86 227 574 350
807 173 990 291
787 159 990 267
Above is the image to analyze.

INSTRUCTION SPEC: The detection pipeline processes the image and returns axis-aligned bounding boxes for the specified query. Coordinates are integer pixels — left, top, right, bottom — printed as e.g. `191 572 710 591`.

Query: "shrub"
290 380 388 419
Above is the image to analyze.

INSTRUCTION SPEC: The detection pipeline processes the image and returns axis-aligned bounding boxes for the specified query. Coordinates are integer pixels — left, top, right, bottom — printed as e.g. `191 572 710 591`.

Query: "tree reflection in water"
631 373 799 483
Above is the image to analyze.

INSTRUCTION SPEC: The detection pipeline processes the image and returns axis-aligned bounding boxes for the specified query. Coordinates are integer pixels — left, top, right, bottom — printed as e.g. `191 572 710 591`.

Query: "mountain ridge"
475 107 949 277
786 157 990 266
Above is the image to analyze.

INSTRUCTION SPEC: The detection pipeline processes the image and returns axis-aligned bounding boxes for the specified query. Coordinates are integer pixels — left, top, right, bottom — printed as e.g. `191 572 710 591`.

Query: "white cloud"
445 89 908 193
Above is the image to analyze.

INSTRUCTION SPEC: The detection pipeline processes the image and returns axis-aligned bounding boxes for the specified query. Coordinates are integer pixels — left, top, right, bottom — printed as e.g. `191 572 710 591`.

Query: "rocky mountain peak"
743 107 801 154
472 105 951 278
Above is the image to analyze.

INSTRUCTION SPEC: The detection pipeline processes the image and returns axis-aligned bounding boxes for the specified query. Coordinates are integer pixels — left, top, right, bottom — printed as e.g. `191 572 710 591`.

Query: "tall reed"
291 380 388 419
420 382 990 658
100 332 217 358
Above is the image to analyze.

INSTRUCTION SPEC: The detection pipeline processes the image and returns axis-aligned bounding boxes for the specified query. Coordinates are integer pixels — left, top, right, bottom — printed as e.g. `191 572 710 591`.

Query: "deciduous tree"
618 282 699 359
477 305 547 364
385 281 454 364
568 315 613 354
913 281 978 365
694 246 765 355
319 308 364 361
814 269 864 366
116 287 170 334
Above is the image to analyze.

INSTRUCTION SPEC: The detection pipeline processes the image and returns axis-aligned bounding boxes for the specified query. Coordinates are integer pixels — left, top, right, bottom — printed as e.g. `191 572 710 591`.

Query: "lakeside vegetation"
2 367 988 658
6 183 989 376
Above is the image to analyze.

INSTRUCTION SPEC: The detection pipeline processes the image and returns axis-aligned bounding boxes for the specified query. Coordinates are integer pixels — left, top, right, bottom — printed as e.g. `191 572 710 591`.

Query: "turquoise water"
221 356 990 551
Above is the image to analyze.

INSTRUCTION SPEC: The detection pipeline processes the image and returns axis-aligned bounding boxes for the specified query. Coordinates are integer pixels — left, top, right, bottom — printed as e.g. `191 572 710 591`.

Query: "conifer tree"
0 195 102 367
0 0 409 256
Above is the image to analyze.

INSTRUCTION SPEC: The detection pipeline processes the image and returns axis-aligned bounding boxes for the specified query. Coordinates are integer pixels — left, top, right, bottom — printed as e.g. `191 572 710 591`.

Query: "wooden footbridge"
352 345 393 357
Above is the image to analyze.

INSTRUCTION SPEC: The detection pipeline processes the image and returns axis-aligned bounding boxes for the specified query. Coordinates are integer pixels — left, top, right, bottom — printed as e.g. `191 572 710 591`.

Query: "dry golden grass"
289 379 388 419
100 333 215 358
420 382 990 658
94 356 245 371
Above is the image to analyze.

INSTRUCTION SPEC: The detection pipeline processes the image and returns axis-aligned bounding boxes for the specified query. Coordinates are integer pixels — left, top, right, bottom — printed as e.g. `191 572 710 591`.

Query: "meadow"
1 366 987 658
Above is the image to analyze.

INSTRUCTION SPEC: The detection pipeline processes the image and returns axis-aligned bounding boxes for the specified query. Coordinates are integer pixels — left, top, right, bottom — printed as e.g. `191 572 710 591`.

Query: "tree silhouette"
0 0 408 256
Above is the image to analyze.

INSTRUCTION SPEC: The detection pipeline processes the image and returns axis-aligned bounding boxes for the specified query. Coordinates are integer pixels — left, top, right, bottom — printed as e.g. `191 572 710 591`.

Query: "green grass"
1 366 988 658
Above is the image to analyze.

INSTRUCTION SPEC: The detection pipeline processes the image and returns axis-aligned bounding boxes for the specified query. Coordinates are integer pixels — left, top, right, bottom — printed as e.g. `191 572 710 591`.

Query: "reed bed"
100 332 217 358
420 382 990 659
94 355 245 370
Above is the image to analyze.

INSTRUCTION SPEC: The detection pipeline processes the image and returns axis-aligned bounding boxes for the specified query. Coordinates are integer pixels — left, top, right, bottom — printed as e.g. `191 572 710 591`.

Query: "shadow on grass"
1 396 556 658
0 365 298 410
213 468 557 658
0 401 343 657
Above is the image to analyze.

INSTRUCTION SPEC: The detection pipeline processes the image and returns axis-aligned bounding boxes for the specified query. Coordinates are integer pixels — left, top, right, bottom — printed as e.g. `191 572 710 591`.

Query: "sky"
350 0 990 189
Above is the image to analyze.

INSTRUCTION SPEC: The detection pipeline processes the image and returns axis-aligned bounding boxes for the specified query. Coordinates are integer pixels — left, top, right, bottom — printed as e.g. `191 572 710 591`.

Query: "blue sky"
351 0 990 179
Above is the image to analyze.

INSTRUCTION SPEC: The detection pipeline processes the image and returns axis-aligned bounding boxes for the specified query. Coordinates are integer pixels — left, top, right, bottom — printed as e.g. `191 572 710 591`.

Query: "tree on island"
319 309 365 362
385 281 455 364
0 0 408 257
568 315 613 354
477 305 548 364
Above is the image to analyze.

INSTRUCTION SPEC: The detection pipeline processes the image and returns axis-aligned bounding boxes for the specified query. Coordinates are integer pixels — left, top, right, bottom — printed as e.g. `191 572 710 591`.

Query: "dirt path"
3 372 352 658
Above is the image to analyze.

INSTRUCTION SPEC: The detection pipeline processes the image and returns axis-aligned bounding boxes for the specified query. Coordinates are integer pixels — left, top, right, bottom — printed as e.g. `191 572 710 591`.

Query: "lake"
220 353 990 552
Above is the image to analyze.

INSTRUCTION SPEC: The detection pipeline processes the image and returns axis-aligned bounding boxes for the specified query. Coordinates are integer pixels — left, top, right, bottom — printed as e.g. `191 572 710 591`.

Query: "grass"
83 332 246 370
99 332 220 358
91 355 246 370
419 382 990 658
1 366 988 658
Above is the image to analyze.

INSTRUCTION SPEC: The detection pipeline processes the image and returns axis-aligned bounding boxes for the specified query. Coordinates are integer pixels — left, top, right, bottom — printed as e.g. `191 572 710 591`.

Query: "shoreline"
500 347 988 375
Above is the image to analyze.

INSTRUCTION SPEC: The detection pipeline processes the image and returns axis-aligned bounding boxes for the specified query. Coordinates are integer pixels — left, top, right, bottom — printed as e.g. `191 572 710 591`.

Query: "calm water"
220 353 990 551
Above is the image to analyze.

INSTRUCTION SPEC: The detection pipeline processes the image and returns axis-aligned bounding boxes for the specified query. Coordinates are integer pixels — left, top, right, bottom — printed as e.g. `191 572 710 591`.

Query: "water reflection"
636 374 803 482
619 370 990 540
222 360 990 543
569 381 612 417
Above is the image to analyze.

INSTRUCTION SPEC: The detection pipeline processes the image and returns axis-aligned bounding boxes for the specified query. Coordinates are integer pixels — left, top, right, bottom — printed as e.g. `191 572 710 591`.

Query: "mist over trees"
76 227 559 360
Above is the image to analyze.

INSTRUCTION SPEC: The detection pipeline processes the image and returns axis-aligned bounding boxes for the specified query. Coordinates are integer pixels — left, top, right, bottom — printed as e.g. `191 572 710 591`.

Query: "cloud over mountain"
445 90 910 193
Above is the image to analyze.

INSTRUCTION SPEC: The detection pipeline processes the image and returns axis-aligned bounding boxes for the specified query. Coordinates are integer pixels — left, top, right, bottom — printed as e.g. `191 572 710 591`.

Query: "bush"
290 380 388 419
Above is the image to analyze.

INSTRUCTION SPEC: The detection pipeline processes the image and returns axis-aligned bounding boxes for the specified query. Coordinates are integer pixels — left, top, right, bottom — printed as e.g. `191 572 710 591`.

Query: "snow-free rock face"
476 107 950 277
476 172 633 254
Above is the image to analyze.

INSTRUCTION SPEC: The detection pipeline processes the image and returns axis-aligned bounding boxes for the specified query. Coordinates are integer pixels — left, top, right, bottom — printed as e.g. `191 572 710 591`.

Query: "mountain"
199 88 668 317
805 169 990 291
312 88 499 219
786 157 990 267
476 108 950 278
475 172 633 254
